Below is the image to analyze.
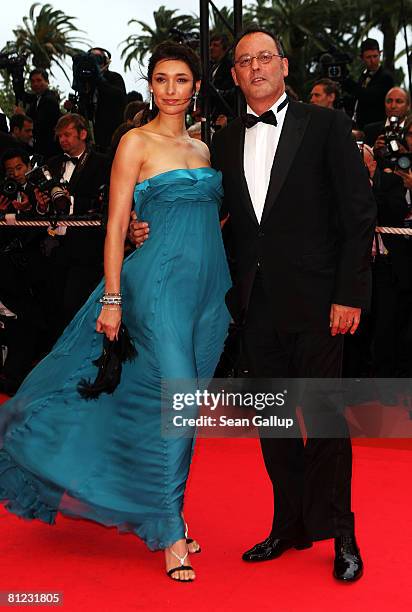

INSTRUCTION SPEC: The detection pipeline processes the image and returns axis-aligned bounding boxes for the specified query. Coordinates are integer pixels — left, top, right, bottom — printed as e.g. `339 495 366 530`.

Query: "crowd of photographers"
0 36 411 397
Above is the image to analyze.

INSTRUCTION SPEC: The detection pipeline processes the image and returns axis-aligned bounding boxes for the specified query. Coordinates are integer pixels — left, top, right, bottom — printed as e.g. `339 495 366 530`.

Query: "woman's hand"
96 306 122 341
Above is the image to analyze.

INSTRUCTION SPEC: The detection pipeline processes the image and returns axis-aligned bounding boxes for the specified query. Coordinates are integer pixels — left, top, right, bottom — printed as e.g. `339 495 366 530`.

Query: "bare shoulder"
118 127 150 151
189 137 211 161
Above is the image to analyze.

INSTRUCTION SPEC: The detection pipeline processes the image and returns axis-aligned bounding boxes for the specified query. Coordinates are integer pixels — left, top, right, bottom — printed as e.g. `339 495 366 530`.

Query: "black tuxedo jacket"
94 71 126 151
211 101 376 332
345 66 394 129
25 89 62 158
45 149 110 261
0 131 18 159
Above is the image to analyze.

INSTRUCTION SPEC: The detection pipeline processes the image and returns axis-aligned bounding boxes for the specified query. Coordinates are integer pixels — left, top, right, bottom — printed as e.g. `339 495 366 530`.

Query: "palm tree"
2 3 87 79
121 6 198 71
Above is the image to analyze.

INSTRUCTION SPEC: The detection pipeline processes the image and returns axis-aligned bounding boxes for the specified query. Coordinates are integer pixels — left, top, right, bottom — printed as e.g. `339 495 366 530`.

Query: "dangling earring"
149 90 153 111
193 91 198 112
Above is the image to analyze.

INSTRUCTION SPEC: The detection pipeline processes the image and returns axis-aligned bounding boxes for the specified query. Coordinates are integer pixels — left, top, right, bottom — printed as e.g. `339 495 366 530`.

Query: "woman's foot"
181 514 201 554
165 538 195 582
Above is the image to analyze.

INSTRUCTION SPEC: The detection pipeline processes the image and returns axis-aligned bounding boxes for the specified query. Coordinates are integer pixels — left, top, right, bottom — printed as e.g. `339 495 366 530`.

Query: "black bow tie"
242 97 289 129
64 155 79 165
243 109 277 129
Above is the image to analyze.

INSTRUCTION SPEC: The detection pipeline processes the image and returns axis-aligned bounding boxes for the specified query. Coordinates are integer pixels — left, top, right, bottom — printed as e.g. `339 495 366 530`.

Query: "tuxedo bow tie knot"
243 109 278 129
64 155 79 165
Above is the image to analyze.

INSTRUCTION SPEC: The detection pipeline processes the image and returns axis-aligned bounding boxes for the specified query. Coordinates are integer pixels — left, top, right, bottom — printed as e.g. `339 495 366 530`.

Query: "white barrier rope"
375 226 412 235
0 215 102 227
0 218 410 235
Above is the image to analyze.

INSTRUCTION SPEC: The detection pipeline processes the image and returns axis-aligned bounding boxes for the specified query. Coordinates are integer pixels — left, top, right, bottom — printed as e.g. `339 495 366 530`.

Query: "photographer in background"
9 114 34 153
67 48 126 153
16 69 61 158
345 38 394 129
0 148 49 395
371 116 412 381
208 34 236 123
34 113 110 339
0 148 37 215
364 87 410 148
310 78 340 109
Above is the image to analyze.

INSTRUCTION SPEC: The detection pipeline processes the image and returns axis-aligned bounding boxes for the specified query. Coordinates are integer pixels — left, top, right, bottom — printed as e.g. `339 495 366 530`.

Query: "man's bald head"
385 87 410 120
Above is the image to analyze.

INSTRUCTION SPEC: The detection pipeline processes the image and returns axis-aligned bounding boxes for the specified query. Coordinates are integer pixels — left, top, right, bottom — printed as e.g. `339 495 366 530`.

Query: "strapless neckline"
136 166 219 187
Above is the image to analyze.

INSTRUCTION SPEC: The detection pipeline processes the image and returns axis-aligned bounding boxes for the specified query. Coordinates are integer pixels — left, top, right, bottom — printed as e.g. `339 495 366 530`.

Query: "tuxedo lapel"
233 121 259 226
260 102 310 226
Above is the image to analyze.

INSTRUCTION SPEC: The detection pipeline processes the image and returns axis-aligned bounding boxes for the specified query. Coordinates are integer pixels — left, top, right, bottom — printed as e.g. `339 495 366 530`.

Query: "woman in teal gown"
0 43 231 582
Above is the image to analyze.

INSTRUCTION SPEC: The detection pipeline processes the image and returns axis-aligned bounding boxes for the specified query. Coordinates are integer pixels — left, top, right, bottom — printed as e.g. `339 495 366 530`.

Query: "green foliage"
120 6 198 70
0 76 16 116
2 2 88 80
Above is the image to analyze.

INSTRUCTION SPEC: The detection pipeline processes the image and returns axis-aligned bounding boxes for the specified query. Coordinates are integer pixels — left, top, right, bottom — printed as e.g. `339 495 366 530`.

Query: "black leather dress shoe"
333 535 363 582
242 535 312 562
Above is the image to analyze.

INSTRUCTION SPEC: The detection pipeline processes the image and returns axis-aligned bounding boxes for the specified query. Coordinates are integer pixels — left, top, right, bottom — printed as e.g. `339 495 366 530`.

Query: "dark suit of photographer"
37 114 110 338
372 121 412 377
0 149 49 394
88 49 126 152
20 69 61 159
344 38 394 129
208 35 236 123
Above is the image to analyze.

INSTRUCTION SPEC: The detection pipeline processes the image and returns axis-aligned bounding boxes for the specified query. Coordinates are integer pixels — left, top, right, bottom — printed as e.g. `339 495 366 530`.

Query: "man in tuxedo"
211 27 376 582
344 38 394 129
128 26 376 581
35 113 110 337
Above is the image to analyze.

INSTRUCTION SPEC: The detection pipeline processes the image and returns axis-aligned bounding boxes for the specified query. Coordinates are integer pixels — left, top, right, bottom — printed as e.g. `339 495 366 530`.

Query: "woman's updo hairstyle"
140 41 202 124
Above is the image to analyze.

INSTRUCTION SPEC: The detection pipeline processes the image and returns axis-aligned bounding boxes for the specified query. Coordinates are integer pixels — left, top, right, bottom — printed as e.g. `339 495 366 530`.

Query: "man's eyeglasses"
234 51 284 68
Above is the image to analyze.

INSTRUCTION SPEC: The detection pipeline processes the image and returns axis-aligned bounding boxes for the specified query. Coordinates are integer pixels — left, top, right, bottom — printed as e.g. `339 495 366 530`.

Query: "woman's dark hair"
140 41 201 125
147 41 201 83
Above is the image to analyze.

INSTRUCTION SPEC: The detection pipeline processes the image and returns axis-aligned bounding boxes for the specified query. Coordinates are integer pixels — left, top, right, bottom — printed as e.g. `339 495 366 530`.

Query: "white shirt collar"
246 91 288 117
384 117 406 127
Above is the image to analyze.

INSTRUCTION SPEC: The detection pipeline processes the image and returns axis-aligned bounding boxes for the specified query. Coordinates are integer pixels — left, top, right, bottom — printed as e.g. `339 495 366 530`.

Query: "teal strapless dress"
0 168 231 550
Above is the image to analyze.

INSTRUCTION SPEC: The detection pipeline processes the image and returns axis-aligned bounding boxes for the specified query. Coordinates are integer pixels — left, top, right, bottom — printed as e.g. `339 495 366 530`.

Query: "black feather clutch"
213 322 243 378
77 323 137 400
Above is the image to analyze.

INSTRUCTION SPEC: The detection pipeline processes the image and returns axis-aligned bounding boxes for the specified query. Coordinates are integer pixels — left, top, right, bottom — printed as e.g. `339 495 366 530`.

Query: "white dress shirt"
244 91 288 223
62 153 82 183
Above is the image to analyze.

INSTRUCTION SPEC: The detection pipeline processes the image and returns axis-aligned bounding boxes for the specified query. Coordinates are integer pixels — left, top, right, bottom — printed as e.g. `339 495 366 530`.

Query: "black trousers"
243 273 354 541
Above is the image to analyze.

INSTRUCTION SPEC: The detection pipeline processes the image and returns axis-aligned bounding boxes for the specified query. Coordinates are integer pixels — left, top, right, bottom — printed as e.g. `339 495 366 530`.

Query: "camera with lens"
169 28 200 50
0 50 27 71
311 47 352 83
0 49 27 104
0 177 20 201
25 165 71 215
378 116 412 171
72 52 101 93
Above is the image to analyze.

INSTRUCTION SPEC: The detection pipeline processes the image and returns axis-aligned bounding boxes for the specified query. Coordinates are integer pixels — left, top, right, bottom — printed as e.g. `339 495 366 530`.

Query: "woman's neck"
150 111 187 138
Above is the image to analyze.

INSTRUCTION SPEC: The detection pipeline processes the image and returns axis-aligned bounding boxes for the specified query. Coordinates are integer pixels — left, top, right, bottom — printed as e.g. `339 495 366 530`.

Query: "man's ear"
231 66 238 87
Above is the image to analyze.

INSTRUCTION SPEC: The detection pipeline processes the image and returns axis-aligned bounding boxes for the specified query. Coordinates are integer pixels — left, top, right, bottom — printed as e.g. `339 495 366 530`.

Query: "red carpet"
0 393 411 611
